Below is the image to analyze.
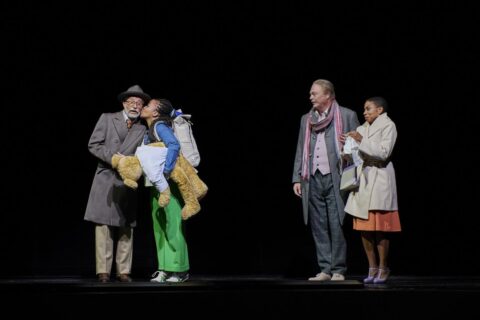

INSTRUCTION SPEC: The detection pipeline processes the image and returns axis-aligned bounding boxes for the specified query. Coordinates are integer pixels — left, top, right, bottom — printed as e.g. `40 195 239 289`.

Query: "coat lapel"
122 124 144 152
112 111 145 154
367 113 389 137
112 111 127 140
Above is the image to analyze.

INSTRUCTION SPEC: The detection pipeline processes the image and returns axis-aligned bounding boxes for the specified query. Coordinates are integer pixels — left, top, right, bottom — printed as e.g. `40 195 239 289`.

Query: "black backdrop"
2 1 479 278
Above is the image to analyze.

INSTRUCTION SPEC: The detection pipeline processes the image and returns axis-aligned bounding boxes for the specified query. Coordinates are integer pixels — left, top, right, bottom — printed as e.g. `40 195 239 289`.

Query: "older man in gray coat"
293 79 359 281
85 85 150 282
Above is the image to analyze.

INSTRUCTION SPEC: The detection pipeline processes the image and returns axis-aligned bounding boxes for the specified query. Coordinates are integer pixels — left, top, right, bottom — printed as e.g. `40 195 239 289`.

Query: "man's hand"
293 183 302 198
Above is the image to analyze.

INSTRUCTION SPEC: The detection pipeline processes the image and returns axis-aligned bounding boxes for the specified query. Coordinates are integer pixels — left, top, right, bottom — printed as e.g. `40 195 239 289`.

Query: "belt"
362 158 390 168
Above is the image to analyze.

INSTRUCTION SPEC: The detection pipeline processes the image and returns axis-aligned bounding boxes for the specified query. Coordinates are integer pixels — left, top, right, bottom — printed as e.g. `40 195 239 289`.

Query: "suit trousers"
308 171 347 275
95 224 133 275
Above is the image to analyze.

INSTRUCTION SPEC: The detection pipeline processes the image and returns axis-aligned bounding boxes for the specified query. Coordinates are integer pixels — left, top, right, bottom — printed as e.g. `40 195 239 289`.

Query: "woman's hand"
346 131 363 143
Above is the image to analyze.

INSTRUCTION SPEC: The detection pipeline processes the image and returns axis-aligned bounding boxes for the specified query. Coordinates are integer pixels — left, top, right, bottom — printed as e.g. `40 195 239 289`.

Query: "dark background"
2 1 479 278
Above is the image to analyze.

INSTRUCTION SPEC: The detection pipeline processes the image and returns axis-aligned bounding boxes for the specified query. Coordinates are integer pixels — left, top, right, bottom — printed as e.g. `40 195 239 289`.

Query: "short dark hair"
366 96 388 113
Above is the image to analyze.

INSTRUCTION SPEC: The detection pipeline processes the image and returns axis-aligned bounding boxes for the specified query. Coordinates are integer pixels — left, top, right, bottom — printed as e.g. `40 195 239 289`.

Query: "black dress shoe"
117 274 133 282
98 273 110 283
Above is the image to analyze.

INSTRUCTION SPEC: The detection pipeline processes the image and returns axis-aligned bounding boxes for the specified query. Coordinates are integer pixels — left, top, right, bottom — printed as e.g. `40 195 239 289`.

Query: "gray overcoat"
292 106 360 225
84 111 146 227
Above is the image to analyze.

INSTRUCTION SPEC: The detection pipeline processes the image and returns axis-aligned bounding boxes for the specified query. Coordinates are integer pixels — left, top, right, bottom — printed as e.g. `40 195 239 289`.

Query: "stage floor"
2 276 479 318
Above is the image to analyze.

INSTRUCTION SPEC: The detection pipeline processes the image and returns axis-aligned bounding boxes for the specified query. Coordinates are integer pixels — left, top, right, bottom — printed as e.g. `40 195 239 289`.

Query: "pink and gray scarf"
301 100 343 181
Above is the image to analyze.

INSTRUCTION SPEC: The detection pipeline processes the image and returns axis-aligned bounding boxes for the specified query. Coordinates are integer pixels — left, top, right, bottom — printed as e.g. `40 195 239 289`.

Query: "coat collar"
364 113 391 137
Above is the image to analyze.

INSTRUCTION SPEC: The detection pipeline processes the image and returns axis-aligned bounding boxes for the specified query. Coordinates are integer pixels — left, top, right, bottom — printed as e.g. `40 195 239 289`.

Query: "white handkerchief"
343 136 363 167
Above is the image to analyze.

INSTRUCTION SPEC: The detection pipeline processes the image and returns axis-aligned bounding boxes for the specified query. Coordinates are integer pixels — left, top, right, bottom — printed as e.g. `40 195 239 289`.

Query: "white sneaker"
331 273 345 281
150 270 168 283
308 272 332 281
166 272 190 283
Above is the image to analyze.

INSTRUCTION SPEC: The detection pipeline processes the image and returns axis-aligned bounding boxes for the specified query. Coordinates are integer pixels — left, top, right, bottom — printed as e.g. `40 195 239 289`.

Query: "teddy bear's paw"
181 204 201 220
181 209 191 220
111 154 122 168
124 179 138 190
158 193 171 207
195 183 208 200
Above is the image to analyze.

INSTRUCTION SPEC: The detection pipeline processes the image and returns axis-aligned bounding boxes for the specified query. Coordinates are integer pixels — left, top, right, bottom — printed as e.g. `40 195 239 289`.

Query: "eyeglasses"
124 100 144 107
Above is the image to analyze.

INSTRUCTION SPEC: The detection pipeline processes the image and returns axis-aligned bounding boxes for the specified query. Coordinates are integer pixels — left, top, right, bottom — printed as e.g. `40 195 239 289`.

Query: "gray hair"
313 79 335 98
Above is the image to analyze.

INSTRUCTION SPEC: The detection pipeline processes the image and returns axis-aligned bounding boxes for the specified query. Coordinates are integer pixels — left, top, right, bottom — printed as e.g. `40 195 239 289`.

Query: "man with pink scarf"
293 79 359 281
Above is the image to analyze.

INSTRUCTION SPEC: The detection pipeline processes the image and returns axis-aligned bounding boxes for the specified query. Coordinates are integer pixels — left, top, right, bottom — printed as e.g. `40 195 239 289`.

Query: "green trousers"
151 184 189 272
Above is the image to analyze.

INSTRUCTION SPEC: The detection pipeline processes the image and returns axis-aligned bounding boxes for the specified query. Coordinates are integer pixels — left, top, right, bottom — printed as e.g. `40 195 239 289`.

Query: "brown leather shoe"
117 274 132 282
98 273 110 283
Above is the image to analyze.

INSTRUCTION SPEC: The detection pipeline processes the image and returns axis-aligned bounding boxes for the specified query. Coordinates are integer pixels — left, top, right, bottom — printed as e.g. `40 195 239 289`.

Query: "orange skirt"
353 210 401 232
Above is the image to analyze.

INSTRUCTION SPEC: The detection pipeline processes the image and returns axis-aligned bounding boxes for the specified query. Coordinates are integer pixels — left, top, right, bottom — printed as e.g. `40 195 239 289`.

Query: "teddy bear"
111 142 208 220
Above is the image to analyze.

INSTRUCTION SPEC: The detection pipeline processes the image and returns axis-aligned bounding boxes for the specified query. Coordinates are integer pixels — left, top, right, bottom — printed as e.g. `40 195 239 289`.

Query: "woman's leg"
151 188 167 270
374 231 391 283
361 231 378 268
162 182 190 272
376 231 390 269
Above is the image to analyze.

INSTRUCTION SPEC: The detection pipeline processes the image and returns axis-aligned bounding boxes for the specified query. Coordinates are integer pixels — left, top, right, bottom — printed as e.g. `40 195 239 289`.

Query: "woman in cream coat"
344 97 401 284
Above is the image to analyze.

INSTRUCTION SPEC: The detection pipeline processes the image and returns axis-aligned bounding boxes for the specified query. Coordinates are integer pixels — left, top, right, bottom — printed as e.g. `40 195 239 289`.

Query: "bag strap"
152 121 164 142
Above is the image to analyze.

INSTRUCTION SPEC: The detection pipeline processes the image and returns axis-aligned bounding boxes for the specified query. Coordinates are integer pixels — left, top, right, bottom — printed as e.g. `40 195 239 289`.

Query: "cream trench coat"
344 113 398 219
